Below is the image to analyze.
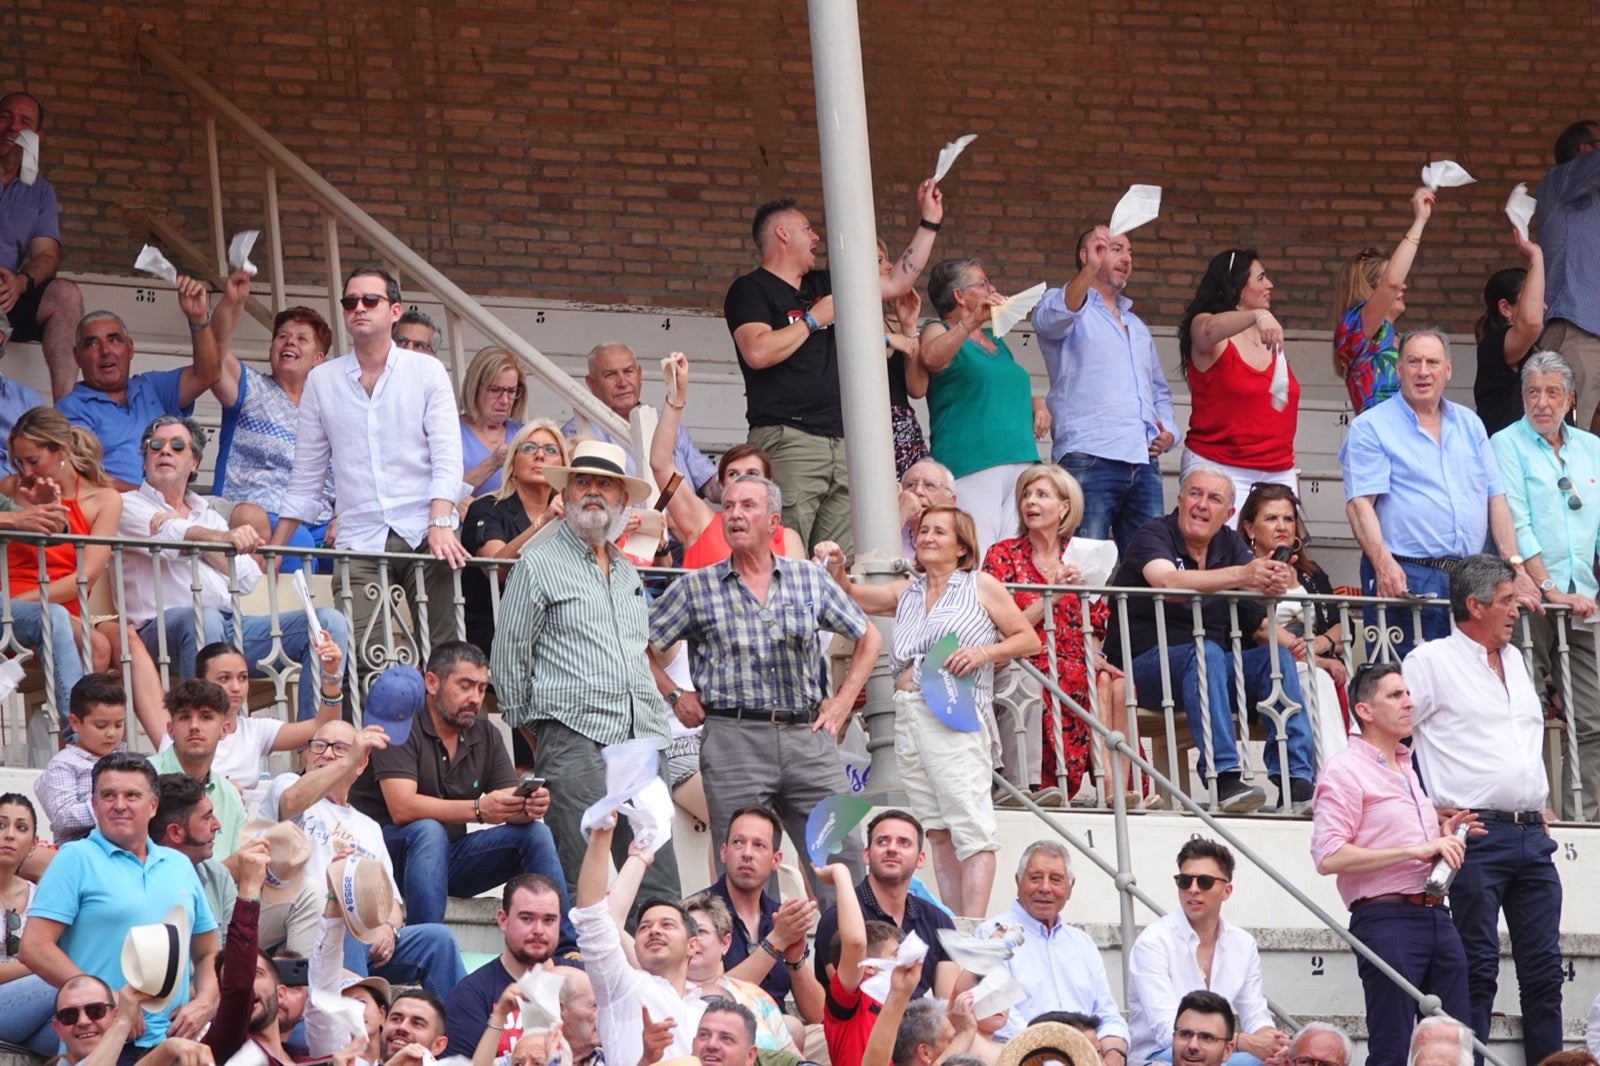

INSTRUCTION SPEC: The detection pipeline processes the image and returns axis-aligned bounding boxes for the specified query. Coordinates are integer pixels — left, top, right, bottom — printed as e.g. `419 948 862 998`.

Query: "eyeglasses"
958 278 996 292
1174 873 1229 891
339 293 390 311
1558 476 1583 512
485 384 525 399
518 442 562 458
394 337 435 354
146 438 190 455
1292 1056 1342 1066
55 1003 114 1026
307 739 353 756
1173 1028 1227 1048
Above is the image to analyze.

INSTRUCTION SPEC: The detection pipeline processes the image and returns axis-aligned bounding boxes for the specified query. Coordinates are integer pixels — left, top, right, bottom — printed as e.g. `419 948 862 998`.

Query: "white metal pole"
809 0 902 798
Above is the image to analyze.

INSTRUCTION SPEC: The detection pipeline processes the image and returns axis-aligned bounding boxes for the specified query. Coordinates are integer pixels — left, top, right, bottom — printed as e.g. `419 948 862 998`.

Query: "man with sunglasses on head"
117 415 350 718
1308 661 1472 1066
271 266 469 673
1490 350 1600 820
1127 838 1284 1066
58 278 222 491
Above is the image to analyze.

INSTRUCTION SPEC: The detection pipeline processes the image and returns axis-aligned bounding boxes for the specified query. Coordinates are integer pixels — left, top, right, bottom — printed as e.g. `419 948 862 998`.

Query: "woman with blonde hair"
1 407 166 739
1333 186 1435 413
818 506 1039 917
459 345 529 496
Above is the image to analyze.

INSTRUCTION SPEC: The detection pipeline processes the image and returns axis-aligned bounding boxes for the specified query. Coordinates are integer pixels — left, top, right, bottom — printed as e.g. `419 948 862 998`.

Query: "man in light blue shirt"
1340 329 1537 661
1032 225 1178 553
1491 350 1600 819
563 341 720 500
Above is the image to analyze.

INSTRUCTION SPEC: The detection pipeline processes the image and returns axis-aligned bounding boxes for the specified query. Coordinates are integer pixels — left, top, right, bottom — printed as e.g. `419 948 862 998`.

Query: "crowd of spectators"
3 85 1600 1066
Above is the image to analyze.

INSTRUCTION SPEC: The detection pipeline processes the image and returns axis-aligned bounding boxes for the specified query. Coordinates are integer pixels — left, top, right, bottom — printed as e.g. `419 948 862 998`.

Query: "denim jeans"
1359 556 1452 664
341 922 467 1005
1130 639 1315 782
382 818 577 954
0 972 61 1055
1449 820 1564 1063
1057 453 1164 556
139 605 351 720
9 599 84 728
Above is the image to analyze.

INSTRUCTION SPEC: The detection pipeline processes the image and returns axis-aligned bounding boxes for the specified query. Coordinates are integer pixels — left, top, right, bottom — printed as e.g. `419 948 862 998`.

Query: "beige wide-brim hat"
242 819 312 904
328 854 393 945
339 969 394 1012
120 904 192 1012
542 439 654 505
993 1022 1100 1066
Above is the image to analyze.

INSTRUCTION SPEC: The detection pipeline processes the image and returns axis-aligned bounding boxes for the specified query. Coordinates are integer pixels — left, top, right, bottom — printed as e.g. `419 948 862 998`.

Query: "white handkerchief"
937 928 1015 975
516 968 566 1029
970 970 1027 1019
1062 537 1119 590
1505 183 1537 241
1420 160 1475 191
135 244 179 284
859 930 929 1002
1268 349 1290 411
310 989 367 1045
661 356 684 407
0 658 25 703
990 281 1047 340
293 569 325 641
14 131 39 186
228 230 261 277
615 776 675 853
933 134 977 183
224 1040 269 1066
622 508 665 566
579 737 662 839
1109 184 1162 236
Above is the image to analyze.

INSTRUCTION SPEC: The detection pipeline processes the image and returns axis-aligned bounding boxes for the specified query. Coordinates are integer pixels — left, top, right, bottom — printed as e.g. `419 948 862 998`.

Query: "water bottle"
1423 824 1471 896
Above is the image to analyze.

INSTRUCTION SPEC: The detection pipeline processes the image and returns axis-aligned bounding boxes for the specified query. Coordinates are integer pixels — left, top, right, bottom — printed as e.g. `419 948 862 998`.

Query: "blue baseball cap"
364 665 425 744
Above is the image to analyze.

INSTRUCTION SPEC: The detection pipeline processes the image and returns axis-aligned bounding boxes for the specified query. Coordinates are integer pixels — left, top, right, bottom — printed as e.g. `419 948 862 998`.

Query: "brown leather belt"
1350 892 1445 911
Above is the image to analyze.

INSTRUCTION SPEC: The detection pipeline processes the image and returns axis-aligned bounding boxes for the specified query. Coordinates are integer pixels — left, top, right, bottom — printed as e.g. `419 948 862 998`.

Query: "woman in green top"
909 257 1047 556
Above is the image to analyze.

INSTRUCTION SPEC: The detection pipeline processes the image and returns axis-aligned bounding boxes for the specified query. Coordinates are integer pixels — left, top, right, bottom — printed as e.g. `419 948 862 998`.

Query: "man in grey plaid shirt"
649 475 880 890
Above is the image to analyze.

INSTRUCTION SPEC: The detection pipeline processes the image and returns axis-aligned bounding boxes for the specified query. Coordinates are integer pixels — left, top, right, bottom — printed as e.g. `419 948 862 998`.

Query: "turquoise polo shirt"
30 829 217 1046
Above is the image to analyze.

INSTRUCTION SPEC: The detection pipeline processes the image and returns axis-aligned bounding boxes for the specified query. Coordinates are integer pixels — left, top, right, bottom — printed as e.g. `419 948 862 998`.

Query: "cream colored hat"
542 439 653 504
328 854 393 944
120 904 191 1011
241 819 312 904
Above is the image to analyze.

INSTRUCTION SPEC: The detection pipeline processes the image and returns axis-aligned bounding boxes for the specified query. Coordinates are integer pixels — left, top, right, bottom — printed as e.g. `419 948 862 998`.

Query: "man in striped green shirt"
490 441 682 906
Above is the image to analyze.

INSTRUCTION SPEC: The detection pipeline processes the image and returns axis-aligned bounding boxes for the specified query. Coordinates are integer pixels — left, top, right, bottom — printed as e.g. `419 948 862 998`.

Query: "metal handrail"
1013 656 1506 1066
131 31 628 442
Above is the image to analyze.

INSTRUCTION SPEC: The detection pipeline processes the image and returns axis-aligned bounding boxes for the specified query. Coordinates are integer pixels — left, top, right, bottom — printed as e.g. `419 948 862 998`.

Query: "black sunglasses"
1174 873 1229 891
1558 476 1583 512
55 1002 114 1026
339 294 390 311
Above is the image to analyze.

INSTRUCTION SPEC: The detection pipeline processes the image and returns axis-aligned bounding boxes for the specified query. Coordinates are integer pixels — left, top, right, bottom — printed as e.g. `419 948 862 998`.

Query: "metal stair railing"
131 31 627 442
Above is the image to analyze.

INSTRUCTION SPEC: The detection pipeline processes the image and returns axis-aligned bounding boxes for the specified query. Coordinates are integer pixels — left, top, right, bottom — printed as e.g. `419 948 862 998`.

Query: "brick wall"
6 0 1593 332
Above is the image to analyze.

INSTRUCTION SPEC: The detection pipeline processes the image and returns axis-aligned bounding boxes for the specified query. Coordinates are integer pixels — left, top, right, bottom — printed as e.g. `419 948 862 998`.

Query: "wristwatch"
429 515 457 530
1508 554 1525 567
666 688 683 706
1540 578 1558 593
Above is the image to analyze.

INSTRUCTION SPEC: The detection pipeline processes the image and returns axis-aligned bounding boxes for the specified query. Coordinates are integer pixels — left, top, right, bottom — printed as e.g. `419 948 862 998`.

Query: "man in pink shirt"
1309 662 1476 1066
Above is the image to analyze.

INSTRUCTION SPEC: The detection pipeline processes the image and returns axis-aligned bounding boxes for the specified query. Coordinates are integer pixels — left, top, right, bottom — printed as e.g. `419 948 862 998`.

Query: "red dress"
982 535 1109 792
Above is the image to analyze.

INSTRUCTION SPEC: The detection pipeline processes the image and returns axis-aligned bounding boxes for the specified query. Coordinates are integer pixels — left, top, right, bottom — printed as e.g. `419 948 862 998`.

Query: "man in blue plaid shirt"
650 475 880 888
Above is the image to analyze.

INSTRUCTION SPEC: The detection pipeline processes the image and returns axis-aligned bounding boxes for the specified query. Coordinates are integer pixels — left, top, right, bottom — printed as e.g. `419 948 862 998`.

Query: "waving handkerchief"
0 658 26 704
615 776 675 853
135 245 179 284
517 967 566 1029
1109 184 1161 236
579 737 662 839
15 130 39 186
1420 160 1475 191
1268 349 1290 411
1505 183 1537 241
228 230 261 277
1062 537 1119 590
860 931 929 1003
990 281 1046 340
310 988 367 1045
224 1041 268 1066
970 970 1027 1018
661 352 686 408
937 927 1016 975
933 134 977 183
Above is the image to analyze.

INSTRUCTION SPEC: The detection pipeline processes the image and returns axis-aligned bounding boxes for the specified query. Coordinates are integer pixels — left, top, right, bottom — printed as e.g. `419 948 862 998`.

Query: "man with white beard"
491 439 683 908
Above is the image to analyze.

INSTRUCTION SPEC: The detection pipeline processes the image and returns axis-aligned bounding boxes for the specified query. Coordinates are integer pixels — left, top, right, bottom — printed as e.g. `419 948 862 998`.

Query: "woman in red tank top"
1177 248 1301 523
2 408 167 740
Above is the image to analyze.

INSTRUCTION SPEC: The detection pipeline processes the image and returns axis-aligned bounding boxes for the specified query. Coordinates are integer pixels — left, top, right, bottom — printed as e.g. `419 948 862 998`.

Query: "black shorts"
4 277 51 342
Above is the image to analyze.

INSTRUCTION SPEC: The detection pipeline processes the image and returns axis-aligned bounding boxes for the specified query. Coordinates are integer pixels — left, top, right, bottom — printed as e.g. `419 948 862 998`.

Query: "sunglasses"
1559 476 1584 512
1174 873 1229 891
55 1002 114 1026
339 293 390 311
146 439 190 455
3 908 16 957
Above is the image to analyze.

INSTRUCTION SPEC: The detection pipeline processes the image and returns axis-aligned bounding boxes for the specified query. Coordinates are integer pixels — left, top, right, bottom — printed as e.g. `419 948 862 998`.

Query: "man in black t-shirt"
1107 466 1316 814
723 185 943 551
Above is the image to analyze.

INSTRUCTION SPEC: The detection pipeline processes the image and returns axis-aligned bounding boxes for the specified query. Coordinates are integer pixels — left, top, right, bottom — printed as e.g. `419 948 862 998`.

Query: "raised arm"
1503 228 1547 365
814 541 907 616
822 862 868 993
653 353 716 544
880 180 943 299
175 277 224 408
1360 187 1434 343
208 270 253 408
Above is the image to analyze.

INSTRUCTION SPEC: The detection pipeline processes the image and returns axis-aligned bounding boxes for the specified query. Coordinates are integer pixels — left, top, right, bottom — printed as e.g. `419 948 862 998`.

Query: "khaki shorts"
892 690 999 860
